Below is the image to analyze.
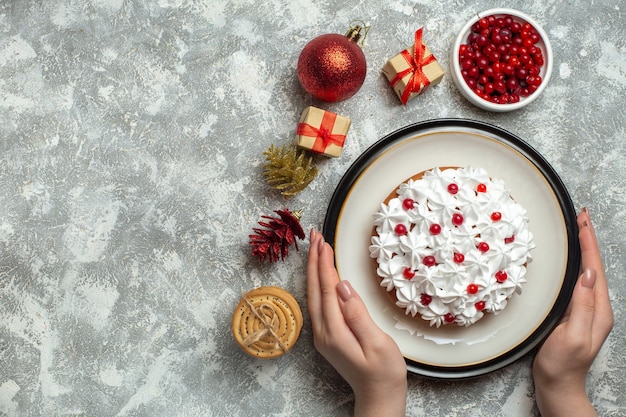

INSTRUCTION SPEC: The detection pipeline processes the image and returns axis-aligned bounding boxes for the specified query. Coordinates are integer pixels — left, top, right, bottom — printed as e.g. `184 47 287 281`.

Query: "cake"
369 166 535 327
232 286 303 358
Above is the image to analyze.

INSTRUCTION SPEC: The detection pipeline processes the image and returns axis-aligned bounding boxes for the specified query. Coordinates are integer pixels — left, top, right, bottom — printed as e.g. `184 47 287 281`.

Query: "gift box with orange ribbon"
382 27 444 105
295 106 351 157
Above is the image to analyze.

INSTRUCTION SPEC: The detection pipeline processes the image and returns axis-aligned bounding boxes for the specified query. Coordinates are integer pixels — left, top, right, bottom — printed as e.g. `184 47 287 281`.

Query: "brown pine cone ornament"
249 209 305 263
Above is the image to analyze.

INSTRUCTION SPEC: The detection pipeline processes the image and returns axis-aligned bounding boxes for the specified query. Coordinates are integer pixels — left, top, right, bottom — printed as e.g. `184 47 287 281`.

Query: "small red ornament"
297 22 368 102
249 209 305 263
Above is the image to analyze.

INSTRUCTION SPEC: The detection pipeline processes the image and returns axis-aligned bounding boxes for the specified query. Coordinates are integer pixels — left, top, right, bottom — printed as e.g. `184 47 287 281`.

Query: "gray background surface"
0 0 624 416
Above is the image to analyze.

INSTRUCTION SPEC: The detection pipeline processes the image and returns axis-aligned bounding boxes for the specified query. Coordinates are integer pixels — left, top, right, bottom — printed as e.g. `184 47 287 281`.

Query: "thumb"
567 268 597 336
336 280 382 346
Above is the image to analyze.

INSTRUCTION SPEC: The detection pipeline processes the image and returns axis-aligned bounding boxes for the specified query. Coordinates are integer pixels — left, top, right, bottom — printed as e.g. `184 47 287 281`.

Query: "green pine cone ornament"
263 144 318 198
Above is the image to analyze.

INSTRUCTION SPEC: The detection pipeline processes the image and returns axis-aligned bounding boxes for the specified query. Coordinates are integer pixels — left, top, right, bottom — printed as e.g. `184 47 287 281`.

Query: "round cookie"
232 286 303 358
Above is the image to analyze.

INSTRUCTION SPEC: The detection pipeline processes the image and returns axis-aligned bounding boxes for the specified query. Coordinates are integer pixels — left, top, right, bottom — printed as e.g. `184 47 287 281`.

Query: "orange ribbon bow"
389 27 436 105
296 111 346 154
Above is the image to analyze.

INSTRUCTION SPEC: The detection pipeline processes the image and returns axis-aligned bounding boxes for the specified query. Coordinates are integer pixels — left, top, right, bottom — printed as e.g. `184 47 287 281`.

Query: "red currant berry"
467 283 479 294
402 198 415 210
423 255 436 267
394 224 408 236
506 77 519 91
494 81 506 94
530 32 541 44
528 65 540 77
491 33 503 45
420 294 432 306
429 223 442 235
454 253 465 263
461 58 474 71
476 35 489 47
475 301 486 311
452 213 464 226
477 242 490 252
477 183 487 192
495 270 508 283
483 44 495 55
532 75 543 86
403 268 415 279
444 313 456 323
491 211 502 221
447 183 459 194
504 235 515 244
522 38 534 48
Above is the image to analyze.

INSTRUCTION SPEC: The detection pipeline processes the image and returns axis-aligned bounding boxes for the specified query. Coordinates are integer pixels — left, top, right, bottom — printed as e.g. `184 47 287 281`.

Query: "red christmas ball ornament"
297 22 368 102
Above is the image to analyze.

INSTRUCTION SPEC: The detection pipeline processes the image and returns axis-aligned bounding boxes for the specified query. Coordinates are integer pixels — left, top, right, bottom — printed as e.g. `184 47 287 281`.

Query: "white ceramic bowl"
450 8 553 112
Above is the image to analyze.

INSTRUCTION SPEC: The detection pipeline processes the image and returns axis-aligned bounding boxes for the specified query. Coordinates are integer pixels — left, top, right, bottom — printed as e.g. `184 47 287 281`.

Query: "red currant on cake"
467 283 479 294
394 224 408 235
477 183 487 193
444 313 456 323
429 223 442 235
475 300 486 311
454 252 465 263
452 213 464 226
402 198 415 210
504 235 515 244
447 183 459 194
403 268 415 279
420 294 432 306
495 270 508 283
477 242 490 252
423 255 436 267
491 211 502 221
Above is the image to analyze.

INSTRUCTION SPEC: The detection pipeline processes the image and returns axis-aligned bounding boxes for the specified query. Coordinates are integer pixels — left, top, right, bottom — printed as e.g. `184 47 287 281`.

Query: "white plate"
323 119 579 379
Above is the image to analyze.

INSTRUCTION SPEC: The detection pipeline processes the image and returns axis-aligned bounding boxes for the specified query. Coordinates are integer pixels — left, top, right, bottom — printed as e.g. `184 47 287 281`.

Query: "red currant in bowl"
451 8 553 112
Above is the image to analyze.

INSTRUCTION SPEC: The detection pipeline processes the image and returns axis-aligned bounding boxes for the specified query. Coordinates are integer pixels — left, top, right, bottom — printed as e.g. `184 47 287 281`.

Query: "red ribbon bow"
389 28 436 104
296 111 346 154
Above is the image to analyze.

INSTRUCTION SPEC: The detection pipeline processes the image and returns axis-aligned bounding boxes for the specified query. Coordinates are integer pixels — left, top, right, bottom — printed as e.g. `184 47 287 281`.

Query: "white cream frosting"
369 166 535 327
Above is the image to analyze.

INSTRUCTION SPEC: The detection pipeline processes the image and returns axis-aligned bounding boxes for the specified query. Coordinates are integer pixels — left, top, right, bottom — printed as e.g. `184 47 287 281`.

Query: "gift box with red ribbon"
382 28 444 105
295 106 351 157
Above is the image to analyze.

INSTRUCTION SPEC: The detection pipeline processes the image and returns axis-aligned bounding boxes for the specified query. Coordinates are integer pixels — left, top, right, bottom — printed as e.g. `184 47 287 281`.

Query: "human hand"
532 208 614 417
307 229 407 417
